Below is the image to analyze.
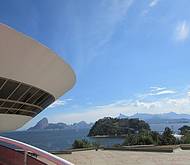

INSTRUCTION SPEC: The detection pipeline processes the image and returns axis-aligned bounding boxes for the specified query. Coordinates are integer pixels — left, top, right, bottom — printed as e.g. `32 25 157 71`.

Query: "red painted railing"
0 136 74 165
0 145 46 165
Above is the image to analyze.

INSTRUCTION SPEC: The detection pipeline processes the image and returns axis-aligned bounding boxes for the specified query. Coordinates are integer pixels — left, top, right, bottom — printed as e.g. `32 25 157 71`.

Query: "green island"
72 117 190 149
88 117 150 137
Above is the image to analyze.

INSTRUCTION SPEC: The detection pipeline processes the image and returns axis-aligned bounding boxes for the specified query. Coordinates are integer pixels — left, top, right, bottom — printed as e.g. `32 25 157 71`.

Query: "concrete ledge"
180 144 190 150
51 147 98 155
50 150 72 155
70 147 96 152
103 145 180 153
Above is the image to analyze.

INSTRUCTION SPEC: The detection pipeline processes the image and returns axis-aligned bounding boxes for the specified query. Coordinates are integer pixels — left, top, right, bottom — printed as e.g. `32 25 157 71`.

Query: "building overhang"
0 24 75 131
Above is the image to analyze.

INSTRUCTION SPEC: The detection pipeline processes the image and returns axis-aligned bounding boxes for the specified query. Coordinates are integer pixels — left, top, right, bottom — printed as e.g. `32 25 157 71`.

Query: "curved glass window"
0 77 55 117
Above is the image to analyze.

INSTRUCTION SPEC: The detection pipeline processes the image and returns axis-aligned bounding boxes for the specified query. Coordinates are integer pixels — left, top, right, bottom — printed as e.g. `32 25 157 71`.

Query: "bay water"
0 123 189 151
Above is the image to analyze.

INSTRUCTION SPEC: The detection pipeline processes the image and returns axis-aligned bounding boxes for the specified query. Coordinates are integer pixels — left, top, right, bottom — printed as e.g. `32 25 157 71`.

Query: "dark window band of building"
0 77 55 117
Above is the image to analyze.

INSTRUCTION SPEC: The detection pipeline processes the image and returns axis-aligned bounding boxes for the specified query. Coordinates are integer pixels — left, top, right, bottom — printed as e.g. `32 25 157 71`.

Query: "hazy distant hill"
29 112 190 131
28 118 49 130
117 113 128 119
117 112 190 124
28 118 93 131
131 112 190 120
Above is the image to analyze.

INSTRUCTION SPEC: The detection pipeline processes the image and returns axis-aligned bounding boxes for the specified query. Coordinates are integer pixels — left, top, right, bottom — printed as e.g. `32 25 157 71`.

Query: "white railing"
0 136 74 165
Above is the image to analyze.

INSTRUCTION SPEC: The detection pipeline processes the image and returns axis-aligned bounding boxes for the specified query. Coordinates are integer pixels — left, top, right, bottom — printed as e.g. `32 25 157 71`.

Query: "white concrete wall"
0 114 32 132
0 24 75 99
0 24 76 131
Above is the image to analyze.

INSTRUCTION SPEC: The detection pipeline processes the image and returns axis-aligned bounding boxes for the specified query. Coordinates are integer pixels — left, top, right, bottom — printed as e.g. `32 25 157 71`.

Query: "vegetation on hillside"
179 125 190 144
72 139 94 149
179 125 190 135
123 130 154 146
88 117 150 136
88 117 180 146
161 127 176 145
123 127 176 146
72 119 190 149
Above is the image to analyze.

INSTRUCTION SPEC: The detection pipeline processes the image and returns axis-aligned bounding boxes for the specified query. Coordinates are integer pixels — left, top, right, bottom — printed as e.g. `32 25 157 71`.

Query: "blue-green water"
0 123 189 151
0 129 124 151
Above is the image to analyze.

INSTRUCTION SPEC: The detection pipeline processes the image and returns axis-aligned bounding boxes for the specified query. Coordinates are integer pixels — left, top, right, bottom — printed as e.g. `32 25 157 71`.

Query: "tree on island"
123 129 164 146
72 139 99 149
179 125 190 135
179 125 190 144
123 127 177 146
88 117 150 136
123 130 154 146
72 139 93 149
151 131 162 145
87 117 190 147
161 127 176 145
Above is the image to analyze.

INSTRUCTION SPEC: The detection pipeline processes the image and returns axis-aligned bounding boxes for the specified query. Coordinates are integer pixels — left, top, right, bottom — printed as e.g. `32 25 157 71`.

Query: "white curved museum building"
0 24 76 132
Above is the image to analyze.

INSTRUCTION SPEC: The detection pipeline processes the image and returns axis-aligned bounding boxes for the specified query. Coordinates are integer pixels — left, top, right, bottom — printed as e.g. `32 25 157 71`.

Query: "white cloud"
48 98 72 108
150 86 166 91
22 89 190 129
65 98 73 101
142 0 159 16
138 87 176 98
174 20 190 42
48 100 65 108
101 0 133 38
88 0 134 60
49 88 190 123
149 90 176 96
66 0 134 73
149 0 159 7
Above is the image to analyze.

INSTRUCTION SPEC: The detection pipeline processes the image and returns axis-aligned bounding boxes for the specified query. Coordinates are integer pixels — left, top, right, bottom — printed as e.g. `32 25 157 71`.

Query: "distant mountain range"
28 112 190 131
117 112 190 124
28 118 93 131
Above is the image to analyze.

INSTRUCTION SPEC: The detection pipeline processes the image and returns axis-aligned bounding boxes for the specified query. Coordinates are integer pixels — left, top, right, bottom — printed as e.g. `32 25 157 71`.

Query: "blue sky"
1 0 190 128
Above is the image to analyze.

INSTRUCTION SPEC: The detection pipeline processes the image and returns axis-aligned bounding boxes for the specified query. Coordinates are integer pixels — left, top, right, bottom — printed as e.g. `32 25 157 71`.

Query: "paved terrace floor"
51 149 190 165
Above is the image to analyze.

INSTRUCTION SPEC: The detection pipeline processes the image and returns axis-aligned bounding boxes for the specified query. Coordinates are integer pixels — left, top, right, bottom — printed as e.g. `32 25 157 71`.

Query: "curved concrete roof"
0 24 76 99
